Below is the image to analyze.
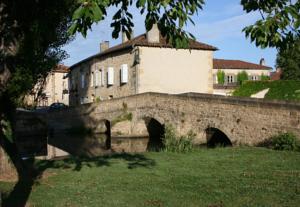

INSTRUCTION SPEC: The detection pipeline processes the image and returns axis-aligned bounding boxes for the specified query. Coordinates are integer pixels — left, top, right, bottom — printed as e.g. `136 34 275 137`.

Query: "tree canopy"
241 0 300 50
68 0 205 48
276 38 300 80
0 0 76 180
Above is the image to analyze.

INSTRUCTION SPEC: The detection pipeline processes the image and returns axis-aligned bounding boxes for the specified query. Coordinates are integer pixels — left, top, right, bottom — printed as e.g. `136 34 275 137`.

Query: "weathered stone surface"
16 92 300 154
111 120 131 136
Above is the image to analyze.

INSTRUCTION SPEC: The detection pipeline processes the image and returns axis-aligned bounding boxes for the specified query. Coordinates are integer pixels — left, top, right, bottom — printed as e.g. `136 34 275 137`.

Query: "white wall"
138 47 213 94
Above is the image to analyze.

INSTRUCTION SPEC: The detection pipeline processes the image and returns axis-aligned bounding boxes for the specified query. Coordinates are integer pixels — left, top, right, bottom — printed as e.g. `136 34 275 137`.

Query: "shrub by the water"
163 125 195 153
271 133 299 151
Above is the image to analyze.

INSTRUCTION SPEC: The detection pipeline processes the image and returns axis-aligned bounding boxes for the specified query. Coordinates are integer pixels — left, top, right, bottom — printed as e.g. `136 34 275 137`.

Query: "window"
120 64 128 84
251 75 259 81
226 75 234 83
107 67 114 85
62 81 66 90
213 74 218 84
81 73 85 88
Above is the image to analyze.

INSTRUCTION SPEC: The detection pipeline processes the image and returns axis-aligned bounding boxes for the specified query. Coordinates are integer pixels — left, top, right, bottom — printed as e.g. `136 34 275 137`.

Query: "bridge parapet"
16 92 300 156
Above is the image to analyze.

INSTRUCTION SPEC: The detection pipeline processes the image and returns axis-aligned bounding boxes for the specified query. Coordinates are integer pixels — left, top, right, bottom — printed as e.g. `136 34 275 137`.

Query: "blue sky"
62 0 277 69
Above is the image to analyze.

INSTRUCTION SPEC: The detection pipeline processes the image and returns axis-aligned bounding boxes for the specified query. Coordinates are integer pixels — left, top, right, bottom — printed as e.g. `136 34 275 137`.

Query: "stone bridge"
16 92 300 155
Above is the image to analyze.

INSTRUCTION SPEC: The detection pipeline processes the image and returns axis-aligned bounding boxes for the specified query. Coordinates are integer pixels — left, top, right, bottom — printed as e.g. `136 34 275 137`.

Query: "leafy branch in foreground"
68 0 205 48
241 0 300 50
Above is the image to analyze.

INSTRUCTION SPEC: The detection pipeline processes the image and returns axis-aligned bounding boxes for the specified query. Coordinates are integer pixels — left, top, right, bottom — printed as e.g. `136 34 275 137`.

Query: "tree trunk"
0 94 30 180
0 128 28 180
0 142 17 181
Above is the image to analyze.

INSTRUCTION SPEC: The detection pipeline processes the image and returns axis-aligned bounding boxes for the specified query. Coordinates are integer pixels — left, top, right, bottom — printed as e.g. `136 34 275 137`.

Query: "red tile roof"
70 33 217 69
53 64 69 73
213 59 272 70
270 69 282 80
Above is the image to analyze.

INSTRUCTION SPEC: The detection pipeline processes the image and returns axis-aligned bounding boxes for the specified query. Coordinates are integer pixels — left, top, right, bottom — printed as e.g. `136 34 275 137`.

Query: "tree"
241 0 300 50
237 71 248 85
276 38 300 80
68 0 205 48
0 0 75 180
217 70 225 85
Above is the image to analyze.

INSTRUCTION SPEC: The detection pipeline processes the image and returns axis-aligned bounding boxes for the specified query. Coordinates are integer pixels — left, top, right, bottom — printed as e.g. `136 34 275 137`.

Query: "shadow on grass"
2 153 155 207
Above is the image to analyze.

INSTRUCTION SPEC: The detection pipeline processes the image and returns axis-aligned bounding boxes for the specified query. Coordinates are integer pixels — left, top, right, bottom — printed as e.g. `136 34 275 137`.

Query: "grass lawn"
1 147 300 207
232 80 300 101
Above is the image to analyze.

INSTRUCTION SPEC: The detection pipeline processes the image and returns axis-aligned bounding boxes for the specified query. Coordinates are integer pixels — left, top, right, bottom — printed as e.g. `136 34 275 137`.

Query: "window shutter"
95 70 99 86
90 72 94 87
81 73 85 88
107 67 114 85
100 70 104 86
121 64 128 83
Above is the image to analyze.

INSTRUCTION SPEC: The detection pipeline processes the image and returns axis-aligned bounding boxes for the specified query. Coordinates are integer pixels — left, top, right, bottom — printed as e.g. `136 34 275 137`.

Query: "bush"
217 70 225 85
163 124 195 153
260 74 270 81
237 71 248 85
232 80 300 101
271 133 299 151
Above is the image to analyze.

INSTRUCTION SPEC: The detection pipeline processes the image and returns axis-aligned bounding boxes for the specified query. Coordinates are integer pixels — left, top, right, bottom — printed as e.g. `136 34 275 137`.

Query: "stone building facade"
25 65 70 106
68 24 217 106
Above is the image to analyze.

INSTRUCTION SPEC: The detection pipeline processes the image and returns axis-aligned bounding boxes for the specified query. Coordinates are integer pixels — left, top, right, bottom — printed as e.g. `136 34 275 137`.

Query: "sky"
62 0 277 69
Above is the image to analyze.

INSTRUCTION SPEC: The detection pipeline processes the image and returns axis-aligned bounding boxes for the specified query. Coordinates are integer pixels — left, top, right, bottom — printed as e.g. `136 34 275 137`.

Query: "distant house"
212 58 272 95
270 68 282 80
25 65 69 106
68 24 217 106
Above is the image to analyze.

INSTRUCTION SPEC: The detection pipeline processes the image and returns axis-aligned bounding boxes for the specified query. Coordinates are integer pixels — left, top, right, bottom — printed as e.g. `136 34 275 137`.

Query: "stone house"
68 24 217 106
212 58 272 95
25 64 69 106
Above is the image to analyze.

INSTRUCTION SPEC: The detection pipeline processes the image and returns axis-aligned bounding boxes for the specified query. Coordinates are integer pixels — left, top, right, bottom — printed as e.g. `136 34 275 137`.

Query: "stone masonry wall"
44 93 300 153
69 48 137 106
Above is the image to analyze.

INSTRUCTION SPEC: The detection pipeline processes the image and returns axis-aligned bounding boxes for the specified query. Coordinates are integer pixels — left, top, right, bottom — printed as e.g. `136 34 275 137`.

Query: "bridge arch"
144 117 165 151
100 119 111 149
205 127 232 148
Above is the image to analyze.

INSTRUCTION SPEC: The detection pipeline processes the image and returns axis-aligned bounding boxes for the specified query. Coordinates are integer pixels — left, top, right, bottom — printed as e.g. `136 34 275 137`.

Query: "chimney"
122 31 134 43
100 41 109 52
259 58 265 66
146 23 160 43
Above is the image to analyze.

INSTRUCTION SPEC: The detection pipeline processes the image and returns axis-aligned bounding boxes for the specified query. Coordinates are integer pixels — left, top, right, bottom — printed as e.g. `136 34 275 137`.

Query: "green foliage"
95 97 101 103
217 70 225 85
1 0 76 106
163 124 195 153
241 0 300 50
69 0 205 48
232 80 300 101
271 133 299 151
1 120 13 143
111 112 133 126
237 71 249 84
260 73 270 81
276 39 300 80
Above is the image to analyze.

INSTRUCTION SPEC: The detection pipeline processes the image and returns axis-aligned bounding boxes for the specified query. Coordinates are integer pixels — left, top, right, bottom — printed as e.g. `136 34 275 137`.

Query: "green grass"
232 80 300 101
1 148 300 207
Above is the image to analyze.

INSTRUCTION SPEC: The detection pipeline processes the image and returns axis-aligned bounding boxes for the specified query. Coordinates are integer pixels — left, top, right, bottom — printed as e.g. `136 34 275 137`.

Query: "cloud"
187 11 259 42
